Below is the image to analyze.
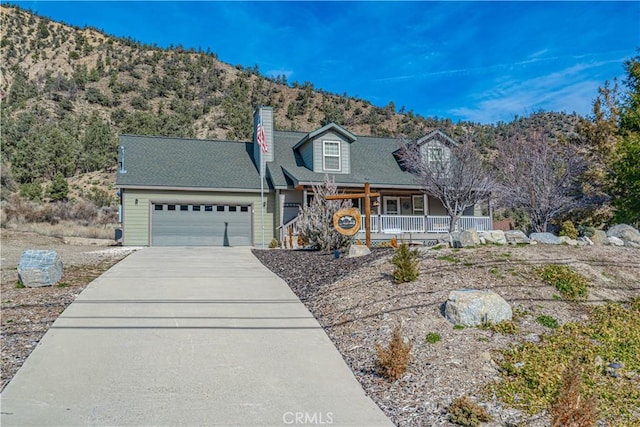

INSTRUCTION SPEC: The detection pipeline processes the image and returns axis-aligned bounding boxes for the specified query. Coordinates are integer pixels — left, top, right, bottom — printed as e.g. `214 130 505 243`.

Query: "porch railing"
360 215 492 233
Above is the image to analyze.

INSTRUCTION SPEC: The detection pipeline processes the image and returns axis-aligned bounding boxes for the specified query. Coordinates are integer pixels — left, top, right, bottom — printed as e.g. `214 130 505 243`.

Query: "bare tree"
297 175 352 251
397 135 495 232
493 128 586 232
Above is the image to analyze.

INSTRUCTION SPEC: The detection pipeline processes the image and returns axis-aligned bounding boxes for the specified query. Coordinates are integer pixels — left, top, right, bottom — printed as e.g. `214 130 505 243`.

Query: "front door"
384 197 400 215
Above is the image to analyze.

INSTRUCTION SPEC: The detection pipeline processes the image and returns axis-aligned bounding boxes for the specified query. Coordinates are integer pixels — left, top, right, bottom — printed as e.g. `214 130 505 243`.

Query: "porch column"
303 188 308 207
423 193 429 232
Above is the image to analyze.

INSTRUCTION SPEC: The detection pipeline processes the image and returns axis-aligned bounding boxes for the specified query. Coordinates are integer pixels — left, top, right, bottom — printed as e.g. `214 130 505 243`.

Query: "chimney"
253 106 274 169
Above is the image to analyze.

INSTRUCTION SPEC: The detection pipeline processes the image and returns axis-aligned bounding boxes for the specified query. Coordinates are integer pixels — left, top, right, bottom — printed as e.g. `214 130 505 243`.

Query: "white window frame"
323 140 341 172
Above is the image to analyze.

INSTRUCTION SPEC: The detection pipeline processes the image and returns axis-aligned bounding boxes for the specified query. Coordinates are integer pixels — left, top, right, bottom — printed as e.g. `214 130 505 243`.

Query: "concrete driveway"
1 247 391 426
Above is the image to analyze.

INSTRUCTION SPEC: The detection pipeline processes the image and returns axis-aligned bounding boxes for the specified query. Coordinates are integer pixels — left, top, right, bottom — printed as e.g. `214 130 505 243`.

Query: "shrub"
559 220 579 240
296 176 352 251
549 363 598 427
268 238 279 248
536 315 559 329
19 182 43 202
480 320 519 335
425 332 441 344
375 326 412 381
539 265 588 301
48 172 69 202
392 243 420 283
448 396 492 427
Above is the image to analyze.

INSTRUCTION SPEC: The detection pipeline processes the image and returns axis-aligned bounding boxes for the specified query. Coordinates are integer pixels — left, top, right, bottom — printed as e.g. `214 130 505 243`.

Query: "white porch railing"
360 215 492 233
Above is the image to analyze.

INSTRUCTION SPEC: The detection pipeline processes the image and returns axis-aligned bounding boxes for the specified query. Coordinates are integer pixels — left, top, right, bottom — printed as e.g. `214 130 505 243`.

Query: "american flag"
257 114 267 154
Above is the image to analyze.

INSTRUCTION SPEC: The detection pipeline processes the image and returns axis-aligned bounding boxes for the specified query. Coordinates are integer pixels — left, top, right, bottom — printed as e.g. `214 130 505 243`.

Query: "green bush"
539 265 588 300
536 315 558 329
392 243 420 283
48 172 69 202
268 238 279 249
426 332 441 344
19 182 43 202
559 220 578 240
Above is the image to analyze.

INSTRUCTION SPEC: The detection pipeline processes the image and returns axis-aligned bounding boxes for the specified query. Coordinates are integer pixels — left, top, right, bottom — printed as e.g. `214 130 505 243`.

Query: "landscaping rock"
590 230 609 245
607 224 640 247
608 236 625 247
348 244 371 258
529 232 561 245
504 230 530 245
444 289 512 327
559 236 578 246
17 250 64 287
480 230 507 245
578 236 594 246
451 228 480 248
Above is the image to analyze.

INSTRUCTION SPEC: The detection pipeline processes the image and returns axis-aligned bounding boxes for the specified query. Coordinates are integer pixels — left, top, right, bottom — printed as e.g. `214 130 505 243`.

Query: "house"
116 106 491 247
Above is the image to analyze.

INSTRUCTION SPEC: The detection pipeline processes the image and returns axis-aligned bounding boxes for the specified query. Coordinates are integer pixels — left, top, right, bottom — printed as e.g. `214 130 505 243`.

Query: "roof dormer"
293 123 357 174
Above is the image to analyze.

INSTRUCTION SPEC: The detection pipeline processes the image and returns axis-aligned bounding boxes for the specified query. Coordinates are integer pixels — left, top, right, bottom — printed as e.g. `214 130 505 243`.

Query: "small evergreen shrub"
559 220 578 240
19 182 43 202
392 243 420 283
539 265 588 301
536 315 559 329
268 238 279 248
425 332 441 344
448 396 492 427
375 326 412 381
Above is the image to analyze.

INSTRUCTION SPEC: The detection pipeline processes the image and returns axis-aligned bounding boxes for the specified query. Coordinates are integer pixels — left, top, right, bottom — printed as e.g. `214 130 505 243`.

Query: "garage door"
151 203 252 246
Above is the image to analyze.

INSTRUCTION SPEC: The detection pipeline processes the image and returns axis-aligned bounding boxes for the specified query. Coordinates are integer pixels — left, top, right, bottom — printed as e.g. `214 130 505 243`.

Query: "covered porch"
361 214 492 234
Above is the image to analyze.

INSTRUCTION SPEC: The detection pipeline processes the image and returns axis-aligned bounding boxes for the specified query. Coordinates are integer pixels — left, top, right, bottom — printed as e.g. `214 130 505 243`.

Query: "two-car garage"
151 203 253 246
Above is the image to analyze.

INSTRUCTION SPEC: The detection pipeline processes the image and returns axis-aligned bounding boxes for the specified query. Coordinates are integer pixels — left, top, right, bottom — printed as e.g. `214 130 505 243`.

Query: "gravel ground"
0 230 138 390
253 244 640 426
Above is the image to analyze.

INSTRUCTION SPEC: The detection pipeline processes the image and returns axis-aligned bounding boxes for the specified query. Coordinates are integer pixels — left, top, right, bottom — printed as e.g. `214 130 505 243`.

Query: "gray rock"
451 228 480 248
590 230 609 245
444 289 512 327
504 230 530 245
607 224 640 246
348 244 371 258
578 236 594 246
530 232 561 245
480 230 507 245
17 250 64 287
608 236 625 247
559 236 578 246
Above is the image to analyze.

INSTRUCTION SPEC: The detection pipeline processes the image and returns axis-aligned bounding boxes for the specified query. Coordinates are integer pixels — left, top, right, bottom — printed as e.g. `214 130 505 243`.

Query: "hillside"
0 4 582 190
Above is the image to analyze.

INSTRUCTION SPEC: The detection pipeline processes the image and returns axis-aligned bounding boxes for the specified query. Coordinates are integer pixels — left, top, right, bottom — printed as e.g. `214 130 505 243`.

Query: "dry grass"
3 221 116 239
550 363 598 427
375 325 412 381
448 396 492 427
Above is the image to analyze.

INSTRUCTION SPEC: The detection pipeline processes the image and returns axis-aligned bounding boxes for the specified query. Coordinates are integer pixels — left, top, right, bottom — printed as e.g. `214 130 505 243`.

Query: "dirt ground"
254 243 640 426
0 229 138 390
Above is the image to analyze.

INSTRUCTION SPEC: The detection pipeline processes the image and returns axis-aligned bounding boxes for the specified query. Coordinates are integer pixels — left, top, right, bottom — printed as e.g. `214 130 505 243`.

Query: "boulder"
529 232 561 245
559 236 578 246
348 244 371 258
608 236 625 247
590 230 609 245
504 230 530 245
480 230 507 245
607 224 640 247
451 228 480 248
17 250 64 287
444 289 512 327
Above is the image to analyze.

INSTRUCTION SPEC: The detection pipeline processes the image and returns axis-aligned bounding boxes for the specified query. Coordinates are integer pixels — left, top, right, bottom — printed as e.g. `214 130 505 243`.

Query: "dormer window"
323 140 341 171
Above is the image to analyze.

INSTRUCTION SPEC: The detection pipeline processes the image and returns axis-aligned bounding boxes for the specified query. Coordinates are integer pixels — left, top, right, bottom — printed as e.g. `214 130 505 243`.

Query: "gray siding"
311 131 350 174
298 141 314 169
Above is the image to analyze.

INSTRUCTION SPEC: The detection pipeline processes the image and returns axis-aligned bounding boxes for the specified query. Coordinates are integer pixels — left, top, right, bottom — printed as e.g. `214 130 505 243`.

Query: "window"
412 195 424 214
180 205 188 211
428 147 443 162
192 205 201 211
229 206 237 212
240 206 249 212
216 206 225 212
204 205 213 212
154 205 163 211
323 140 341 171
167 205 176 211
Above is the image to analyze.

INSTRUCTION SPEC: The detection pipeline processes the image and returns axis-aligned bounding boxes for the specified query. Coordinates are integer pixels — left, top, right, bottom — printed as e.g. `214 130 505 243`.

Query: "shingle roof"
268 131 420 190
116 134 261 190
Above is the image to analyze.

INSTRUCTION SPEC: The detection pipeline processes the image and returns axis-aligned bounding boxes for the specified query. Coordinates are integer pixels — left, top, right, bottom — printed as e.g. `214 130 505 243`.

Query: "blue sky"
11 1 640 124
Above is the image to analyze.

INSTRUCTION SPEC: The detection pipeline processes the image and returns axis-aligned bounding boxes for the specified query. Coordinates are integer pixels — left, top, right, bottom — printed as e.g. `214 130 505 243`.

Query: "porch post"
423 193 429 232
